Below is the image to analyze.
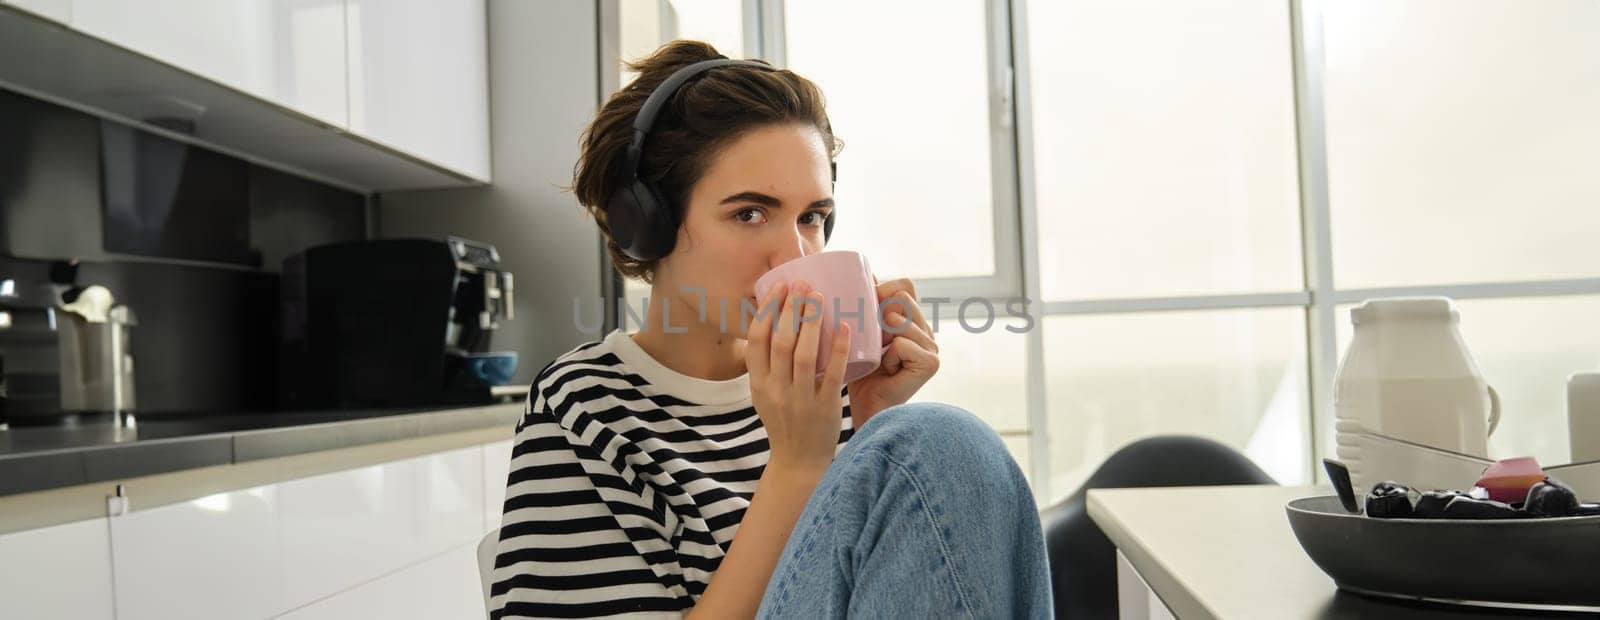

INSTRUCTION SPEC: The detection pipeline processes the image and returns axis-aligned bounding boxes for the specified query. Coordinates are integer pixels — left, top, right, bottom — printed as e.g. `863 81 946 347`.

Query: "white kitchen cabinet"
70 0 349 127
104 443 488 619
0 517 116 619
11 0 490 187
109 484 286 620
346 0 490 181
277 542 486 620
483 438 512 531
2 0 70 23
276 445 484 611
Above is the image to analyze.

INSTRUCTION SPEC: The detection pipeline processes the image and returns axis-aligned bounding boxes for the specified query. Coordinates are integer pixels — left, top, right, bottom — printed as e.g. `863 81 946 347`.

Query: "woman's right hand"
745 281 852 474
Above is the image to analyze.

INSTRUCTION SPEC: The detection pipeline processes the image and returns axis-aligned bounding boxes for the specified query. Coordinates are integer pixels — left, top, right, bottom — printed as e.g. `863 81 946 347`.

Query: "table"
1086 484 1562 619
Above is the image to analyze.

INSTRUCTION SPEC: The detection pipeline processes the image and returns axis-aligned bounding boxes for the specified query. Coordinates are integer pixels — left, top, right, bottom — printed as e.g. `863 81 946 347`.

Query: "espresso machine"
0 256 138 428
278 237 516 409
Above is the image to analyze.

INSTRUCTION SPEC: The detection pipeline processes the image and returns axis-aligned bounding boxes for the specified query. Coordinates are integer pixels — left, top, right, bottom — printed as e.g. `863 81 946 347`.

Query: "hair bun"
626 40 733 83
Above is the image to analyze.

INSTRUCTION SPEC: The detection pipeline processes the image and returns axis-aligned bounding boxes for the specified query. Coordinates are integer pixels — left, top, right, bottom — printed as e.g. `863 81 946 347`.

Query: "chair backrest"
1040 435 1276 619
477 527 500 616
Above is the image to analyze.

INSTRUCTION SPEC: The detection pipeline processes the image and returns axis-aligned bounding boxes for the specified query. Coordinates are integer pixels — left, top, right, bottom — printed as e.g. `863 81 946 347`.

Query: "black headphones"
606 58 837 262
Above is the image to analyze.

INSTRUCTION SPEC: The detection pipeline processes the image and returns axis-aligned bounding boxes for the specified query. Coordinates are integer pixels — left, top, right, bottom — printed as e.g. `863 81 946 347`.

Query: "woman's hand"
745 280 853 475
692 282 851 620
846 277 940 428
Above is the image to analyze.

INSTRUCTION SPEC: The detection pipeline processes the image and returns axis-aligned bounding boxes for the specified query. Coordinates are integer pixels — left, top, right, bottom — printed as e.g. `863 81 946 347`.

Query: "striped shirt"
489 329 854 619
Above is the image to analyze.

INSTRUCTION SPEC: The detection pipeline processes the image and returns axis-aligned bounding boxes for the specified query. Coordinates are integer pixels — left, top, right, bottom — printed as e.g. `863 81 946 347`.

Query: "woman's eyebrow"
719 191 834 210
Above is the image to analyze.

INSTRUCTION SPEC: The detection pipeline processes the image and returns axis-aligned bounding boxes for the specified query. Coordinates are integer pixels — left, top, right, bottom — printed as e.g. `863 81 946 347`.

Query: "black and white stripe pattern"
490 330 853 619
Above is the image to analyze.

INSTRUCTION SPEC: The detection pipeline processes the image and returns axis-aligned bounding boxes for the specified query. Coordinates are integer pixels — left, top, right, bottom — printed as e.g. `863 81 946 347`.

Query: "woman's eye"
734 208 767 224
800 211 830 227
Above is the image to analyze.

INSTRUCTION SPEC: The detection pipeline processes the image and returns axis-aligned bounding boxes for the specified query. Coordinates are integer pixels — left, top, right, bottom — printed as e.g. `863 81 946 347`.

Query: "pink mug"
753 251 892 383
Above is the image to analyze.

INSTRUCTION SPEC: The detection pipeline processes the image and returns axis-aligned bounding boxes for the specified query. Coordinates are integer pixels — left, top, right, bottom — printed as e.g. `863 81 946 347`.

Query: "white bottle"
1335 297 1500 494
1570 372 1600 463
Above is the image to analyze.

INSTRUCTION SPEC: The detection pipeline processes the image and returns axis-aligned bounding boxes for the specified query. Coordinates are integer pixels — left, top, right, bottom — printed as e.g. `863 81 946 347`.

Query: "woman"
488 40 1051 619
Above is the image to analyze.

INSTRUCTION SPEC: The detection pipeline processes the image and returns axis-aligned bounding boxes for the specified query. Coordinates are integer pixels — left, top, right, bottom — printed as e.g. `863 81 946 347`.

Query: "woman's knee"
854 402 1015 475
862 401 987 437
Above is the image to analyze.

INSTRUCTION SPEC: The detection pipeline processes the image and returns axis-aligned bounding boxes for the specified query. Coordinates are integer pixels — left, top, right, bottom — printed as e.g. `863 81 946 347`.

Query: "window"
1029 0 1303 301
1043 308 1310 499
1316 0 1600 472
619 0 746 88
662 0 744 59
604 0 1600 500
1324 0 1600 288
911 316 1032 473
781 0 1033 481
1025 0 1307 500
785 0 1006 285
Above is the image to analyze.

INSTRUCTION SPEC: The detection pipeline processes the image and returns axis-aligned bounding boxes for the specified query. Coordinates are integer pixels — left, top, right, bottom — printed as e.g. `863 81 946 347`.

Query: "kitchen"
4 1 1600 618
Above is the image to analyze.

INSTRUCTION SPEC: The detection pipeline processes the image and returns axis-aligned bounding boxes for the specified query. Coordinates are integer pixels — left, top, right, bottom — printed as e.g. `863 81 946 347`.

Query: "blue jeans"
757 402 1053 619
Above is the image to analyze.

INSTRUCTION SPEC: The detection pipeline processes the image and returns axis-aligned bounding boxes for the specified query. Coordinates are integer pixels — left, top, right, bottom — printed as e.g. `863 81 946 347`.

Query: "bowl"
1342 429 1600 501
1287 495 1600 612
463 352 518 386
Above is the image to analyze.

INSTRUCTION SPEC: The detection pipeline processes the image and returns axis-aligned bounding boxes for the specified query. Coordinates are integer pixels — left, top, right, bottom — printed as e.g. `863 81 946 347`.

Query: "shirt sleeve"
489 396 687 619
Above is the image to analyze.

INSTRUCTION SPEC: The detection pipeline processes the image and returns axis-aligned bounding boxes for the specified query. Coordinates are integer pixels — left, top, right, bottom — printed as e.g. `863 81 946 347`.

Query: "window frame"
601 0 1600 501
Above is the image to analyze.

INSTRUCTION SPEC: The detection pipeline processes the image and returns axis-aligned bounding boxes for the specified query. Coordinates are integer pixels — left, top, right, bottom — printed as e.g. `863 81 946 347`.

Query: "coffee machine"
278 237 516 409
0 256 138 427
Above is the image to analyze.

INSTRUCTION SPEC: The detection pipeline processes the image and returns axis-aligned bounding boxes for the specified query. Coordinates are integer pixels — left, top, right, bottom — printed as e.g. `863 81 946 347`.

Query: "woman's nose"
769 231 811 269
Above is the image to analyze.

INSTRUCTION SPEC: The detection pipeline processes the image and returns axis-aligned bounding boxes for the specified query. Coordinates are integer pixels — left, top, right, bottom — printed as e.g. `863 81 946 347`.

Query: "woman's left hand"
846 277 940 429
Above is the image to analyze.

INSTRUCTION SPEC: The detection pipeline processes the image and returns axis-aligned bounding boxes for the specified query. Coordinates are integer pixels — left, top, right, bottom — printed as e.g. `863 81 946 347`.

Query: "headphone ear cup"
607 181 675 261
631 181 678 261
606 184 647 260
825 161 837 244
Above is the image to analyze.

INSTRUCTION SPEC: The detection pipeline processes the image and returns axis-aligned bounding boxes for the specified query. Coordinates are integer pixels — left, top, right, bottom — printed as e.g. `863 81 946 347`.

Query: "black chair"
1040 436 1276 619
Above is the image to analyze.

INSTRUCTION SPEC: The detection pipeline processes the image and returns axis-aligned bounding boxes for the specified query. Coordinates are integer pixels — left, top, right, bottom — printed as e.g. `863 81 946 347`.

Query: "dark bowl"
1287 495 1600 612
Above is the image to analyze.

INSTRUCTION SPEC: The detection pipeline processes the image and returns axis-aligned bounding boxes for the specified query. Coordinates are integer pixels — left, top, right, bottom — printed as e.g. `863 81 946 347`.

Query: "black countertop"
0 399 525 497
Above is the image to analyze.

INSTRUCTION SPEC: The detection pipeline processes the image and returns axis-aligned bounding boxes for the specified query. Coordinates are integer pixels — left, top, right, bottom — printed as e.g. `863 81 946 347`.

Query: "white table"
1086 484 1548 619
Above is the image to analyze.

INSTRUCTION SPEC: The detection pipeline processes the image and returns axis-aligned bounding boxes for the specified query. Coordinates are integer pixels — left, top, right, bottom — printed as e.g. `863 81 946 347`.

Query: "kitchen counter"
0 399 525 498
